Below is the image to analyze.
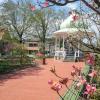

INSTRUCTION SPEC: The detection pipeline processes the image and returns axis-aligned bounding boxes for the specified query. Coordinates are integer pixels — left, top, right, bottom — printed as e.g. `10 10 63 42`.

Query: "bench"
61 65 90 100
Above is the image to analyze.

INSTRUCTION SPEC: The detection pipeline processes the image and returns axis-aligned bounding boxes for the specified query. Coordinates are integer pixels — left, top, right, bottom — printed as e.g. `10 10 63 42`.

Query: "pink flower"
79 76 86 84
76 78 86 88
72 15 79 21
43 1 49 7
88 70 97 78
51 82 62 91
76 82 82 87
76 77 86 89
48 79 53 85
29 4 36 11
87 53 95 65
91 86 96 92
85 84 96 95
86 84 92 92
80 79 87 84
83 91 88 95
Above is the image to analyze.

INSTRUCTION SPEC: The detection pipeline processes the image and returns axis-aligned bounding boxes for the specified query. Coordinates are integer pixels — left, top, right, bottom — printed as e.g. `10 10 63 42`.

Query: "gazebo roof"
53 10 93 38
53 28 93 38
60 14 75 29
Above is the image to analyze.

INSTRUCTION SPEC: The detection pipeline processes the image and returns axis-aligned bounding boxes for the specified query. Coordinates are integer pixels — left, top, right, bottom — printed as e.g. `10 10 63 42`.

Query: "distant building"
24 40 39 55
24 37 55 56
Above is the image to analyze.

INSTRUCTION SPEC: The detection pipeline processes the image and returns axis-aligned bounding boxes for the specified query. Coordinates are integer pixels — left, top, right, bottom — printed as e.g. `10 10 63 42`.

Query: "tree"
1 0 33 43
47 0 100 15
0 0 35 63
30 8 55 64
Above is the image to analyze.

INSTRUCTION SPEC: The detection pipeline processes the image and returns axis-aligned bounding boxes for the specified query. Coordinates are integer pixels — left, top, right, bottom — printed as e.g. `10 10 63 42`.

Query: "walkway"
0 59 84 100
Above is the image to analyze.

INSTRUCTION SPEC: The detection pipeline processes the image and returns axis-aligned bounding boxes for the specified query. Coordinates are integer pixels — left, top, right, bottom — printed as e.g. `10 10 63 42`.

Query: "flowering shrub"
86 53 95 66
88 70 97 78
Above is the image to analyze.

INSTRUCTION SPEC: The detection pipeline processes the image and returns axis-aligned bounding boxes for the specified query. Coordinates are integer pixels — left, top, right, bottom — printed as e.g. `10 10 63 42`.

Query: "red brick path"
0 59 84 100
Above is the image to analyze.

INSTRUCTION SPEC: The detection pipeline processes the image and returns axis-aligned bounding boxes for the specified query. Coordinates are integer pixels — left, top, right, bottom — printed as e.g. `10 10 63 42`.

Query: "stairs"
63 54 75 62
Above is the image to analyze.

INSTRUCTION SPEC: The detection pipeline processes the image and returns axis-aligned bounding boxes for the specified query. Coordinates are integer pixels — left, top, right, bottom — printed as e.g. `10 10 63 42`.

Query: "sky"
0 0 79 9
0 0 9 3
0 0 90 11
0 0 4 4
0 0 99 38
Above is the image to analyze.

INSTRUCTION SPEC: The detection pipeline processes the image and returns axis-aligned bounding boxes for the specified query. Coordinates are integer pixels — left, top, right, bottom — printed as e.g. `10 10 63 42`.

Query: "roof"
54 11 94 38
53 28 93 38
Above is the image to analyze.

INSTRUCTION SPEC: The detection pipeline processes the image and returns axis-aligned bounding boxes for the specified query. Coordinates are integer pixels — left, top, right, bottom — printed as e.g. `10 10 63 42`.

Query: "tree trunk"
19 39 23 65
42 42 46 65
43 57 46 65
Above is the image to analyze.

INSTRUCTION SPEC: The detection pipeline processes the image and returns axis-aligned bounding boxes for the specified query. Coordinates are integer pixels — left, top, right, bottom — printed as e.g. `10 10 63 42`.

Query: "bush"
0 56 34 74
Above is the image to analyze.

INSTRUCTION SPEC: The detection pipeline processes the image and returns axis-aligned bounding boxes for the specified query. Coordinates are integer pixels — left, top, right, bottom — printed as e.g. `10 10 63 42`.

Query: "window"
33 43 38 47
29 43 34 47
29 43 38 47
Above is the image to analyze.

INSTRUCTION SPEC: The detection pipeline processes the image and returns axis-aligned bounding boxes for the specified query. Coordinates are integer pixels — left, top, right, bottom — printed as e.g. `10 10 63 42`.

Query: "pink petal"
92 86 96 92
86 84 92 92
48 79 53 85
84 91 88 95
81 79 86 84
29 4 36 11
76 82 82 87
43 1 49 7
89 73 94 77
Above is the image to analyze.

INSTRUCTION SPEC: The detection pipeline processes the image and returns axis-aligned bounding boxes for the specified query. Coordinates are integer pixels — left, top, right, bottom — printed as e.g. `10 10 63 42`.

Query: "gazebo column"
63 35 65 52
54 37 57 60
74 43 80 62
58 37 61 59
62 35 65 60
55 37 57 52
59 37 61 51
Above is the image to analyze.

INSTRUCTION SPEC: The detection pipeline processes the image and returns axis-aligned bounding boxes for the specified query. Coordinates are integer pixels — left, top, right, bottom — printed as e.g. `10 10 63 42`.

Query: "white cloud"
66 2 78 10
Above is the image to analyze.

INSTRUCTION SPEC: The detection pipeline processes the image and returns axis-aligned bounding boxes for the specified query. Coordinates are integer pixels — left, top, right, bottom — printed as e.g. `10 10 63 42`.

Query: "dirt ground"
0 59 84 100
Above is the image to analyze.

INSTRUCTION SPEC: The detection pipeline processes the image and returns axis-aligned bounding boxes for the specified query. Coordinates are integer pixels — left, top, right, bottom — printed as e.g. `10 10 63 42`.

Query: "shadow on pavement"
0 66 44 85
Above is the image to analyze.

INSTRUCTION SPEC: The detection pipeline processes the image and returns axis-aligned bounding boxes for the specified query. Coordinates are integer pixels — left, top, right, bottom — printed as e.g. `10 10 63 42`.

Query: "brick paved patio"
0 59 84 100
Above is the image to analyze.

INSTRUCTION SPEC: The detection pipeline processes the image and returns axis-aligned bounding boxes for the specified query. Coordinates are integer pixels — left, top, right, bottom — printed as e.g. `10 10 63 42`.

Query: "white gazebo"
53 10 94 61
